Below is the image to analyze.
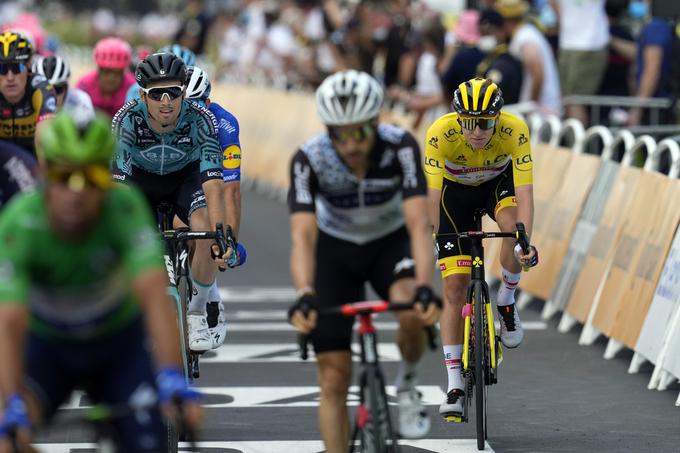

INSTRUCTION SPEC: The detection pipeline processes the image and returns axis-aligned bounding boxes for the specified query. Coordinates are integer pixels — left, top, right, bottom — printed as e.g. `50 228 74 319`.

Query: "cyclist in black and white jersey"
0 140 36 209
287 70 441 451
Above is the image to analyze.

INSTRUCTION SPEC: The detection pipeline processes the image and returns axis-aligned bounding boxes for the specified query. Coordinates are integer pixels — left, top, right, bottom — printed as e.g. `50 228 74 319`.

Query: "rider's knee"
443 275 469 307
318 359 352 400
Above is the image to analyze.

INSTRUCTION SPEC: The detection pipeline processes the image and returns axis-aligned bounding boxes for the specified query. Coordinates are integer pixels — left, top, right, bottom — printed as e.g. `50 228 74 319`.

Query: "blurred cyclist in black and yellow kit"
0 31 56 155
424 77 538 419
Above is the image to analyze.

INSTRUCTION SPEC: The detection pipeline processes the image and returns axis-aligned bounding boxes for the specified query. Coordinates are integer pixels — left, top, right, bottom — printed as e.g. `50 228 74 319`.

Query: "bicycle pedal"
443 414 463 423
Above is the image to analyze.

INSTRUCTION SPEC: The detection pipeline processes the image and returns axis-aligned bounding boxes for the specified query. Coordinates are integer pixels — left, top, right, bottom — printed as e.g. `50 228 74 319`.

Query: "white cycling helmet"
315 70 384 126
32 55 71 86
185 65 211 99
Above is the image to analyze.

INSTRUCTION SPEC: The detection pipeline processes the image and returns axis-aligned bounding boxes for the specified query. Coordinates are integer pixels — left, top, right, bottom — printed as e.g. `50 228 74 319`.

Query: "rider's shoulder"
185 100 218 134
301 132 331 156
29 73 50 90
112 99 142 128
497 111 528 132
0 190 42 226
209 102 239 126
427 112 459 136
376 123 410 145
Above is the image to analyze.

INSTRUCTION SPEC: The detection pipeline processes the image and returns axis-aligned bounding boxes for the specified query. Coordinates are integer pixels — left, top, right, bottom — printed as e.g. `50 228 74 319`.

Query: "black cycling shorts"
436 165 516 277
25 318 167 452
311 227 415 354
125 161 207 226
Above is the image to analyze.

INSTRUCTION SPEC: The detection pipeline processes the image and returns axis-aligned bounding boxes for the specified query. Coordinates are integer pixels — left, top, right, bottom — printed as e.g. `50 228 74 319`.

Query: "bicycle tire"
473 281 487 451
177 275 192 382
360 368 398 453
166 421 179 453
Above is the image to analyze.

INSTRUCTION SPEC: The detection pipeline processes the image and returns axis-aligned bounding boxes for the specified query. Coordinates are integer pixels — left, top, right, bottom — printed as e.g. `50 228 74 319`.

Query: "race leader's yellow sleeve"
510 118 533 187
424 115 451 190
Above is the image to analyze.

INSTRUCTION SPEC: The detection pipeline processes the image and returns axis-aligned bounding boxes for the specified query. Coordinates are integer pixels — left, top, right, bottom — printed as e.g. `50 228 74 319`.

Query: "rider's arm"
288 150 319 291
110 105 135 181
215 108 242 239
117 186 182 368
512 121 535 239
0 209 30 397
400 133 434 286
197 110 227 231
424 121 445 233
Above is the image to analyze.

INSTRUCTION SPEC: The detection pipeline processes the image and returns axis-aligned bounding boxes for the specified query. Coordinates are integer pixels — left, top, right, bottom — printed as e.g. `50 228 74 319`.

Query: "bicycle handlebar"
298 300 438 360
163 223 237 272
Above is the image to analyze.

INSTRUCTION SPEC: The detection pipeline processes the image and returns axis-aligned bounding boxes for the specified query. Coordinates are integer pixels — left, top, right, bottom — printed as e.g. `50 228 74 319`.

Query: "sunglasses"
328 124 374 143
0 62 27 75
141 85 184 102
458 117 497 131
54 84 68 95
46 165 112 191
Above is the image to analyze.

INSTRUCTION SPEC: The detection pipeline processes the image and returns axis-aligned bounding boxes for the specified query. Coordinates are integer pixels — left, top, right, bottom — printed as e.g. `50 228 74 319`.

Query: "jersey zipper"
358 179 365 210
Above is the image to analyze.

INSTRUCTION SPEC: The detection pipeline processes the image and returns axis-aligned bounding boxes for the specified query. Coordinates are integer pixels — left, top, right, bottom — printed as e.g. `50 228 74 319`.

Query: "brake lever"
224 225 238 269
212 223 227 272
515 222 532 271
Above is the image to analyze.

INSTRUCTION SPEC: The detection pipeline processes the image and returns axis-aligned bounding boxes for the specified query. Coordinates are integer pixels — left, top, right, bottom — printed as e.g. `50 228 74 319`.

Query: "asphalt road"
34 189 680 452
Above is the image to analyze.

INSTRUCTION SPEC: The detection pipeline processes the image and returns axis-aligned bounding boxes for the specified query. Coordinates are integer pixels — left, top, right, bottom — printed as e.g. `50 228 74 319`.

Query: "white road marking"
225 320 548 331
60 385 447 409
201 343 403 363
219 287 296 303
34 440 494 452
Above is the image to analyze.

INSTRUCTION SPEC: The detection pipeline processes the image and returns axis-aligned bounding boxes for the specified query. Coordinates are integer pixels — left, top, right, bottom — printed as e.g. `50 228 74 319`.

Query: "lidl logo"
223 145 241 170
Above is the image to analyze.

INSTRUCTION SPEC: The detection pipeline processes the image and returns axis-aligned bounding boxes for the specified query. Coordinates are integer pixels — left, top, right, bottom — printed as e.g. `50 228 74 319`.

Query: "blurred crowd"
2 0 679 128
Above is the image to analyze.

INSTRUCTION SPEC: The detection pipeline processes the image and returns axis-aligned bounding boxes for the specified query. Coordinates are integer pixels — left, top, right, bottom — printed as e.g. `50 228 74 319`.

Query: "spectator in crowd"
475 9 523 105
551 0 609 125
383 0 418 89
611 0 673 126
496 0 562 115
388 21 447 129
597 0 635 125
440 10 483 105
174 0 212 55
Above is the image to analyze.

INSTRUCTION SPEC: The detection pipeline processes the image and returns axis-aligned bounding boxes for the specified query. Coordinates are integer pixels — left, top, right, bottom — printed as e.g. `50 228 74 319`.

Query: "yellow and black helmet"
452 77 504 117
0 31 34 62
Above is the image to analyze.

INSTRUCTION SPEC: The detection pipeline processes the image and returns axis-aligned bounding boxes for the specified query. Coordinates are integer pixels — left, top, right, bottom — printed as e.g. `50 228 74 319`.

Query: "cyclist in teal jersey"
0 113 202 452
112 52 231 352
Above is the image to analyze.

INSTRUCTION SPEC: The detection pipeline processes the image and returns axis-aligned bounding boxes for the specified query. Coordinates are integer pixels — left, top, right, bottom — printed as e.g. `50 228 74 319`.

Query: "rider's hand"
0 393 32 453
413 285 442 326
212 243 247 268
287 291 318 335
514 243 539 268
156 367 204 433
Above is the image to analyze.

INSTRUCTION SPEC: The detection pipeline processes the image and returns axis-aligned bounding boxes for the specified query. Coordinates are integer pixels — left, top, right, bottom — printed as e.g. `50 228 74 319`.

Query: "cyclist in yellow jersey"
425 77 538 419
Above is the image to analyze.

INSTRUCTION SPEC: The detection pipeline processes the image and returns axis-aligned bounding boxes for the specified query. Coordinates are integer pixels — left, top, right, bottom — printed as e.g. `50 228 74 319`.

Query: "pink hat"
453 10 480 45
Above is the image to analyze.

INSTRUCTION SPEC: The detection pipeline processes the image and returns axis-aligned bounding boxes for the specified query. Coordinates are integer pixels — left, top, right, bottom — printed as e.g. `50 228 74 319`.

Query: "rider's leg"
188 206 216 314
440 272 470 391
494 204 524 348
316 351 352 453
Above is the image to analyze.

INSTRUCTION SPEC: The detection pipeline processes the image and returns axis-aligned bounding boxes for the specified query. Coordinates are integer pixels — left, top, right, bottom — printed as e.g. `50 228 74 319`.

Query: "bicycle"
438 208 530 451
299 300 437 453
9 397 197 453
156 203 235 452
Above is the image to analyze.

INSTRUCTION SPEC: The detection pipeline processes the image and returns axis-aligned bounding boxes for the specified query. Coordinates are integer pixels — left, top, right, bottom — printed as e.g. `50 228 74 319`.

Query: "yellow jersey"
424 111 533 189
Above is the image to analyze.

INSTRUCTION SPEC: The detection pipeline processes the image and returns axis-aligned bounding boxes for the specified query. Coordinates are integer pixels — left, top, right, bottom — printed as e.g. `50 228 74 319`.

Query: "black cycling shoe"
206 301 220 328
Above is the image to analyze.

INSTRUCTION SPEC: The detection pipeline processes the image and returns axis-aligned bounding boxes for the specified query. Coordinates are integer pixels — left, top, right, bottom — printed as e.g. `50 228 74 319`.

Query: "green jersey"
0 185 164 341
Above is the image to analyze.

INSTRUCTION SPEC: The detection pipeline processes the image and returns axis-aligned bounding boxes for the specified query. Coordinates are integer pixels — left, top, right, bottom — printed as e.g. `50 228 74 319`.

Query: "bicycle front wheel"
361 368 399 453
473 281 488 451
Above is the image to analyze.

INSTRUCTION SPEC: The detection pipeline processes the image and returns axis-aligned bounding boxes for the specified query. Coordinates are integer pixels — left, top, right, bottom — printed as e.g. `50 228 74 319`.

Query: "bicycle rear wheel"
473 281 487 451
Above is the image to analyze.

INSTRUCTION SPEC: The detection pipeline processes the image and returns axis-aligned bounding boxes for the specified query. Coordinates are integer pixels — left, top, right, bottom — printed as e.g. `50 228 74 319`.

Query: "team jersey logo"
223 145 241 170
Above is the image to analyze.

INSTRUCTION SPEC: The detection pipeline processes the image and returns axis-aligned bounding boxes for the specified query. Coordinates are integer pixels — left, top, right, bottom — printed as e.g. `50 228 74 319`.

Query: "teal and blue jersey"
111 99 223 182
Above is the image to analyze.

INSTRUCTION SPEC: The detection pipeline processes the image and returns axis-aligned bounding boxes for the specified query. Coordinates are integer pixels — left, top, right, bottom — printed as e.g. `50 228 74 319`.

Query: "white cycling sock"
443 344 463 392
496 267 521 307
395 359 419 392
208 280 221 303
188 278 213 314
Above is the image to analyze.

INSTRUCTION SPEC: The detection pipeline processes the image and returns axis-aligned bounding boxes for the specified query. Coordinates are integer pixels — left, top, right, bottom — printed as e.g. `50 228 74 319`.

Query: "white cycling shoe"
187 314 212 352
397 387 431 439
207 301 227 349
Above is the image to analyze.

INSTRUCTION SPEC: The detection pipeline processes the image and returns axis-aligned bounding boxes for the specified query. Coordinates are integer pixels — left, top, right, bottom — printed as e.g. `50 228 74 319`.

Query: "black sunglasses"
54 84 68 95
141 85 184 102
458 117 497 130
0 62 27 75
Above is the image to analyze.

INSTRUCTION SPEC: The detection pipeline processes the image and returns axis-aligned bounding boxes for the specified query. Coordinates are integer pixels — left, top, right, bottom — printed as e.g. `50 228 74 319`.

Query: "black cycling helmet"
135 52 187 89
0 31 34 63
452 77 504 117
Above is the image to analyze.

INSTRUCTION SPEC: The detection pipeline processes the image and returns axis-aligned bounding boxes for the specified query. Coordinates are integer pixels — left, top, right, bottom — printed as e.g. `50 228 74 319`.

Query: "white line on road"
60 385 447 409
225 320 548 331
34 440 494 452
201 343 403 363
219 287 295 303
